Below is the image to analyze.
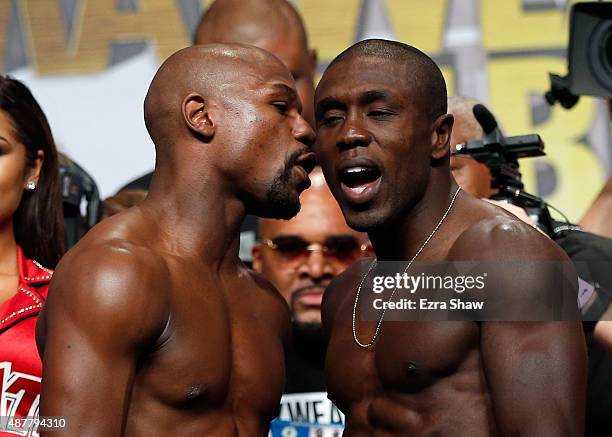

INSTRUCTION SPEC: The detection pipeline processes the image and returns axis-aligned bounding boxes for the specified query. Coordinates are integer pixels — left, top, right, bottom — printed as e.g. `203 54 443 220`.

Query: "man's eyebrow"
315 90 391 118
267 233 304 241
315 96 345 119
359 90 389 105
270 83 298 101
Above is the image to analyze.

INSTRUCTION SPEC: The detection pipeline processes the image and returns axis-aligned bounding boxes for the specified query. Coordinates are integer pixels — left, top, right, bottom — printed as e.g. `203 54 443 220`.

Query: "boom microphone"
472 104 498 135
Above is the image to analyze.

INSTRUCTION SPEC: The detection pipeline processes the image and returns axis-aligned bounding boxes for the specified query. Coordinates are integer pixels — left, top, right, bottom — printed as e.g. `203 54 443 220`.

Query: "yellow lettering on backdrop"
488 57 602 221
299 0 361 61
481 0 571 51
0 0 12 71
22 0 189 74
20 0 83 72
385 0 446 54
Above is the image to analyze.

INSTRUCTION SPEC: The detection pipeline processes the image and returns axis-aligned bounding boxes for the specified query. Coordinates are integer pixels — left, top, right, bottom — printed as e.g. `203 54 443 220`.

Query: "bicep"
40 303 140 436
38 248 168 436
481 321 586 436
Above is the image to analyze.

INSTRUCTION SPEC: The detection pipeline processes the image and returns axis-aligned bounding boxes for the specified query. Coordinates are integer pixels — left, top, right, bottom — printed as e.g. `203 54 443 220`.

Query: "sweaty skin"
315 42 587 436
37 44 316 436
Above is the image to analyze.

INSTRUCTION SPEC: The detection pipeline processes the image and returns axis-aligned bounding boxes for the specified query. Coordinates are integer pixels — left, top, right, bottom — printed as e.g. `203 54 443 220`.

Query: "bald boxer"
119 0 317 229
37 44 316 436
314 39 586 436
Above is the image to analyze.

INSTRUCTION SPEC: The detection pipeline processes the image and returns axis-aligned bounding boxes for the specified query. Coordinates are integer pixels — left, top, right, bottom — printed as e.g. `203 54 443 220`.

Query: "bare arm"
452 218 587 436
482 321 586 436
38 243 169 436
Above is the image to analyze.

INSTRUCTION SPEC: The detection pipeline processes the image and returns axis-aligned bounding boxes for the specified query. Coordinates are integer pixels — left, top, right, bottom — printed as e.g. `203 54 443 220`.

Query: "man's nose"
294 114 316 147
297 247 335 280
338 116 371 151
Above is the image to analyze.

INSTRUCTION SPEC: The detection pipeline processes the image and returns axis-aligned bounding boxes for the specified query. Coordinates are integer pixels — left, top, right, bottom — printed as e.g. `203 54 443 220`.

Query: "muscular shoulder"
45 235 171 347
449 213 568 262
449 214 577 313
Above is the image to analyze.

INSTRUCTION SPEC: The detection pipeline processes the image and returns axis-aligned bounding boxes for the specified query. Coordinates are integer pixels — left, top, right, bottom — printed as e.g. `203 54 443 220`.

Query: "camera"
546 2 612 108
452 104 556 236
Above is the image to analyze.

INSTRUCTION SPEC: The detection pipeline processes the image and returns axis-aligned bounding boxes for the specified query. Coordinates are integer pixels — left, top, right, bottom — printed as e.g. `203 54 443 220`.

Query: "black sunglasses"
261 235 368 262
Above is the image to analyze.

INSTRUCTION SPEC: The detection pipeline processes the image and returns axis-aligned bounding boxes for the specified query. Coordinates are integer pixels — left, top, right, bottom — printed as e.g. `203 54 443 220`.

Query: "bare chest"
135 274 287 417
325 295 481 410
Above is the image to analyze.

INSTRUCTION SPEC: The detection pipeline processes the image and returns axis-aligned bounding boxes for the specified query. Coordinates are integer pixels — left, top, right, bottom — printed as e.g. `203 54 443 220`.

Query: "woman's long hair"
0 75 64 268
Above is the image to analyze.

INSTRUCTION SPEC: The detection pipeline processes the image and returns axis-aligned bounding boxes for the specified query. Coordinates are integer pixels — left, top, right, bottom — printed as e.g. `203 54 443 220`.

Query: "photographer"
449 95 612 437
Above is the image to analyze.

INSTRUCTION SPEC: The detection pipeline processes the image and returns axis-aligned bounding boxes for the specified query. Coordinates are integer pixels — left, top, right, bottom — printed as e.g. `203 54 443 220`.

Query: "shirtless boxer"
314 39 587 436
37 44 316 436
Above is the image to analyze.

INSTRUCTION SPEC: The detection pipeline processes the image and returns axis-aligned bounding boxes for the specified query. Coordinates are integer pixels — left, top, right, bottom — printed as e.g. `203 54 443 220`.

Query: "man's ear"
182 93 215 140
430 113 454 160
252 242 263 273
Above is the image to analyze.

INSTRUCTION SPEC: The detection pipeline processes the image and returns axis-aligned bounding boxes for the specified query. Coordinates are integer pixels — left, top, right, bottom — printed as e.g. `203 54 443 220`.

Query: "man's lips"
292 284 326 307
299 291 324 306
340 177 381 204
294 151 317 174
293 151 317 190
336 158 382 205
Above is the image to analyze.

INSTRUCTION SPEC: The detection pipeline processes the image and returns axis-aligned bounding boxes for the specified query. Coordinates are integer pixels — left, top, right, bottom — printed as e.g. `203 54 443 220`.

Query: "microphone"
472 103 504 146
472 103 498 135
453 104 544 161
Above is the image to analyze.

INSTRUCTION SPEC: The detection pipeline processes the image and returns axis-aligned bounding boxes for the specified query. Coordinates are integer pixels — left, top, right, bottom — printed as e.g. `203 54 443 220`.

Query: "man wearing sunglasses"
253 168 371 424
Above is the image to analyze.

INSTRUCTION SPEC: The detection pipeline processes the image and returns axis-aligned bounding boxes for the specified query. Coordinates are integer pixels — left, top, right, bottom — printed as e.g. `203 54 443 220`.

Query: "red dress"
0 247 52 437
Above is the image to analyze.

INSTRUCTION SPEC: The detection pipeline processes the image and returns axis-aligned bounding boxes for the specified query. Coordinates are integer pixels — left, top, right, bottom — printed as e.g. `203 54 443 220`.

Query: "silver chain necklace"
352 186 462 349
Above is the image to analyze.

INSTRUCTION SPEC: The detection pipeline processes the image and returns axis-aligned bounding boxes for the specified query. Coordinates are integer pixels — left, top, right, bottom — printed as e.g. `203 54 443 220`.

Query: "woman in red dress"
0 75 63 436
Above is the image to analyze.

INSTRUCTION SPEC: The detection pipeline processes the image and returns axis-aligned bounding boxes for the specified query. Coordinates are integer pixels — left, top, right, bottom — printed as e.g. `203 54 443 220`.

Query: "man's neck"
142 164 245 268
369 178 457 261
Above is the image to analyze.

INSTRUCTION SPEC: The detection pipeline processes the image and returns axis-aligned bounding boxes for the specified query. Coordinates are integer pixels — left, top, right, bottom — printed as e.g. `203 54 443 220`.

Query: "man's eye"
273 102 289 114
368 110 393 119
320 114 343 127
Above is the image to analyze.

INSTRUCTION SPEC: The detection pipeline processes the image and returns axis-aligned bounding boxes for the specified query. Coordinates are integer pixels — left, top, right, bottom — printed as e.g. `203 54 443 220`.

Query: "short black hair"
326 39 447 122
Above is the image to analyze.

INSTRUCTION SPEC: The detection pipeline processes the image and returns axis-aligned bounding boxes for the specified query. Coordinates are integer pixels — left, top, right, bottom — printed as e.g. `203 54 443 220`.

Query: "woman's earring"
25 181 37 191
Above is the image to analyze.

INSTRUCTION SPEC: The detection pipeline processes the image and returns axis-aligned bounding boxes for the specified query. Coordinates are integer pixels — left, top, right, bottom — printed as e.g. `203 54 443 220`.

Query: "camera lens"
589 21 612 92
601 28 612 75
606 32 612 64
